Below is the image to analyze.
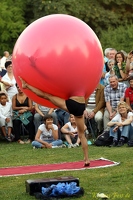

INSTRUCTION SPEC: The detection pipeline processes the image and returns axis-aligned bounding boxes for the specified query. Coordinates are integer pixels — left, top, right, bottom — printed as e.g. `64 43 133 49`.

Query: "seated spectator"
12 84 35 144
114 51 128 85
0 51 10 77
100 48 117 86
0 92 14 142
104 59 115 86
107 101 133 147
126 50 133 75
0 77 13 92
34 103 58 132
32 114 63 148
84 83 106 135
104 75 127 130
125 76 133 112
100 64 107 86
1 61 18 101
61 114 86 148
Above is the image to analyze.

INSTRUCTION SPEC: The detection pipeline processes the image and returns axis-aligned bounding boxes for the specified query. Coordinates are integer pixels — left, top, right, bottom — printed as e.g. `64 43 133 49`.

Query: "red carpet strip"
0 157 120 177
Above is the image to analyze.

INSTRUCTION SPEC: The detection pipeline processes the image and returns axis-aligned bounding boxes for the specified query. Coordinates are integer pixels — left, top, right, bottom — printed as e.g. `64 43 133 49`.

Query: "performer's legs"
20 77 68 111
74 115 90 165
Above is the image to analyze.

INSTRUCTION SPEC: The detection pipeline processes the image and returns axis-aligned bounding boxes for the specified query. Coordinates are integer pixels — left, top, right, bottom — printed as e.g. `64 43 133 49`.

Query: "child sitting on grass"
61 114 87 148
0 92 14 141
32 114 64 148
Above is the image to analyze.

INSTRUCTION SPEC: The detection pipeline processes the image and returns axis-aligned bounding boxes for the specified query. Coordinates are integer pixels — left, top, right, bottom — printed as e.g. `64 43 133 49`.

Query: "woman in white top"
32 114 63 148
107 101 133 147
1 61 18 101
61 114 87 148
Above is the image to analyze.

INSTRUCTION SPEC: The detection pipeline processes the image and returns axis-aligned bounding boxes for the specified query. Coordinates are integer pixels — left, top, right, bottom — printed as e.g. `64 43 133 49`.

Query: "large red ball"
12 14 103 107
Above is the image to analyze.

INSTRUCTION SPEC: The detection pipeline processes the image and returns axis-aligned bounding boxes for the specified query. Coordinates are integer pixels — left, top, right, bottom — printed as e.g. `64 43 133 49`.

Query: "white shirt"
0 102 12 119
39 123 58 141
0 56 6 71
38 105 50 113
66 122 77 132
112 112 133 130
1 73 18 100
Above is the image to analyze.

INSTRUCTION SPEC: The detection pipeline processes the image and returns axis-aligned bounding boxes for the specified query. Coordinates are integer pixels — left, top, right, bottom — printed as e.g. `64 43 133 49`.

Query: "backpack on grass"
94 129 113 146
127 140 133 147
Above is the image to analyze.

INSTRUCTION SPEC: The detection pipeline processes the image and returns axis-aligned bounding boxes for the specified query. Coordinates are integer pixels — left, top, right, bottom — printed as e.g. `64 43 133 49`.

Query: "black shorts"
65 99 85 116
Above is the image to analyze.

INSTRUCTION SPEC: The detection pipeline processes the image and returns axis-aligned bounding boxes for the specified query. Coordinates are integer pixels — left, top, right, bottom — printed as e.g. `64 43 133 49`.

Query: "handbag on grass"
13 110 32 125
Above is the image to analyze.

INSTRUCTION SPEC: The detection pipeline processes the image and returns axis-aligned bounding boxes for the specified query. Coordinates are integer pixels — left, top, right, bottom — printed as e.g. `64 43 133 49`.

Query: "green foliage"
0 0 27 55
0 0 133 55
25 0 133 53
100 23 133 53
29 0 133 36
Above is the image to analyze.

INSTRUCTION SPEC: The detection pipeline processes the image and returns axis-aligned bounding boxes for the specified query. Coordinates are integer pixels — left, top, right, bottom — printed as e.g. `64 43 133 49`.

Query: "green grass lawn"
0 139 133 200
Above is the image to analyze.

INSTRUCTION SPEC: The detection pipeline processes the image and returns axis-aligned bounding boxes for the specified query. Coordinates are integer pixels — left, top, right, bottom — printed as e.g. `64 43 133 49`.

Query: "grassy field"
0 139 133 200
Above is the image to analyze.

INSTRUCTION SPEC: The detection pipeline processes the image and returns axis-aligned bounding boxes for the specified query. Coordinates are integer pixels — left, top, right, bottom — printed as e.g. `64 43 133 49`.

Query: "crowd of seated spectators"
0 49 133 147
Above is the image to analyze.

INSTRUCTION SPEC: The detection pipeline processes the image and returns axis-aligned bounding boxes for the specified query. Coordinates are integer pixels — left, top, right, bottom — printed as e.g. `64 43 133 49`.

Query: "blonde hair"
117 101 129 110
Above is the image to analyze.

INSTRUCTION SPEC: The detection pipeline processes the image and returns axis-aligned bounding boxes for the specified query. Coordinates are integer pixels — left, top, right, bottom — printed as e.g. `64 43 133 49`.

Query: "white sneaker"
68 144 74 148
52 146 58 148
52 145 61 148
62 144 67 148
73 143 79 147
52 144 67 148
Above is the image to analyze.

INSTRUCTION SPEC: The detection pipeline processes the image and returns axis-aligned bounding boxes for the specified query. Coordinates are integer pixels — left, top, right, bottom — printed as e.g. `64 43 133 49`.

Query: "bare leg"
64 134 73 144
76 137 81 145
7 127 12 136
74 115 90 166
19 77 68 112
1 126 6 137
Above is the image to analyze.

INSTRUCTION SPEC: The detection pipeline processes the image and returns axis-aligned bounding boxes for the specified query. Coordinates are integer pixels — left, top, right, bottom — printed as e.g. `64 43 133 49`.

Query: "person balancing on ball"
19 77 90 167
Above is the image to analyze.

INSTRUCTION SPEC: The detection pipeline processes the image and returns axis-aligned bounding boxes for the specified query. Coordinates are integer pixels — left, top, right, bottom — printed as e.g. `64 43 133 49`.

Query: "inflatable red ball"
12 14 104 107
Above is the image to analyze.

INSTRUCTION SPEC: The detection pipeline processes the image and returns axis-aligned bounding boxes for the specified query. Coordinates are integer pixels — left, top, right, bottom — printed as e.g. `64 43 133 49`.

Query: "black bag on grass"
94 129 113 146
127 140 133 147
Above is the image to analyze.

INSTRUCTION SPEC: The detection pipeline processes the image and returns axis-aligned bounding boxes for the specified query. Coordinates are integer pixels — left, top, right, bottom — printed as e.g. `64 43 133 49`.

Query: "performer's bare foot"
84 158 90 167
83 162 90 167
19 77 28 89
